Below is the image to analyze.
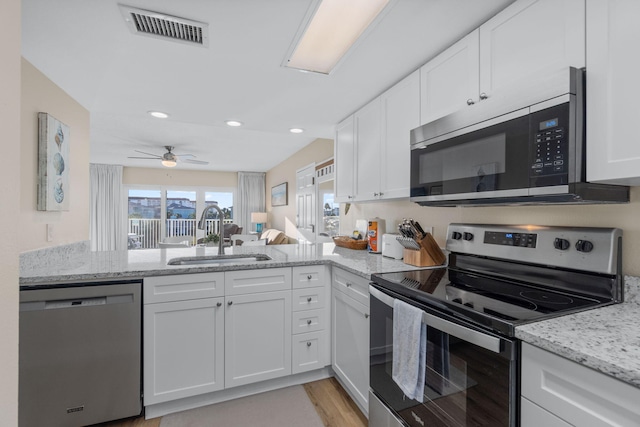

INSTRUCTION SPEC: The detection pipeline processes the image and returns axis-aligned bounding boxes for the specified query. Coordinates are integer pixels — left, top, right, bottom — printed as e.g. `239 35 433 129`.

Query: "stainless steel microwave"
409 68 628 206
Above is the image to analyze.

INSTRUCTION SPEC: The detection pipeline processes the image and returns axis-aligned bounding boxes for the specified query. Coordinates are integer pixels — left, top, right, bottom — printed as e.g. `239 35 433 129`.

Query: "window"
126 186 235 249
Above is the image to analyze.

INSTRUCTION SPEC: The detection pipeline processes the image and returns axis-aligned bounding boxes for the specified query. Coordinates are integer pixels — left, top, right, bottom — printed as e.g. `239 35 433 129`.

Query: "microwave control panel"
529 103 570 180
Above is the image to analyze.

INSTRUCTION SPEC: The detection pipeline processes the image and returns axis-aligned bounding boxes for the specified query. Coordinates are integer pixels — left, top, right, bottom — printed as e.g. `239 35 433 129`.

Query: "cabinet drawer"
144 272 224 304
291 287 325 312
225 267 291 295
521 397 571 427
292 309 325 334
292 331 326 374
292 265 327 289
332 268 369 307
521 342 640 427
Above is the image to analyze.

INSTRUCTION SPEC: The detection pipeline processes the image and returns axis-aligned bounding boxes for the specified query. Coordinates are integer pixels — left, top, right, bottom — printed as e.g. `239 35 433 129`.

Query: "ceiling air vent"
119 5 209 47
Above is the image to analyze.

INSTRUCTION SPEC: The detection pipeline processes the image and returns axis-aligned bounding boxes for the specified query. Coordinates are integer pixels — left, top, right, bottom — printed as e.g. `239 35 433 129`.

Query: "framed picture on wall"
271 182 288 206
37 112 70 211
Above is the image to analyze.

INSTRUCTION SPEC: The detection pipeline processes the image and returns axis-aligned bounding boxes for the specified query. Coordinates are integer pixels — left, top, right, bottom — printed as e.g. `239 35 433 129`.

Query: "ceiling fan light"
161 159 177 167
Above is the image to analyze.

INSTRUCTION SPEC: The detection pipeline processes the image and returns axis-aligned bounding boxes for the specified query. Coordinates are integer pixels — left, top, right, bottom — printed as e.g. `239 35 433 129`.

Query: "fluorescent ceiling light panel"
286 0 390 74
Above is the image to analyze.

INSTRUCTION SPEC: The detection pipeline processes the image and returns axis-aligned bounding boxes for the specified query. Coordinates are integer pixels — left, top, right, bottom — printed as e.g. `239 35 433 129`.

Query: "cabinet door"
380 70 420 200
144 297 224 405
586 0 640 185
479 0 585 99
292 331 326 375
521 397 572 427
332 289 370 415
521 342 640 426
420 30 480 124
224 290 292 388
354 97 382 201
335 116 355 202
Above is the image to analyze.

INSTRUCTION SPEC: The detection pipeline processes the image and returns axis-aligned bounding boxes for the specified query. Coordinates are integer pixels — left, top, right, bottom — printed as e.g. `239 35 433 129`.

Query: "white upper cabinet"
381 70 420 200
354 97 382 201
479 0 585 100
420 30 480 125
586 0 640 185
334 116 355 202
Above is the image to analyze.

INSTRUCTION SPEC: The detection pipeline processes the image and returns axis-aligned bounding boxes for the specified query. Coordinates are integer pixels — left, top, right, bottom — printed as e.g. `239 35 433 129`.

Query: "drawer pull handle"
307 297 312 302
216 302 222 307
346 282 351 287
364 313 369 319
307 320 312 325
467 98 475 105
228 301 233 306
307 342 312 347
307 275 312 280
479 92 488 100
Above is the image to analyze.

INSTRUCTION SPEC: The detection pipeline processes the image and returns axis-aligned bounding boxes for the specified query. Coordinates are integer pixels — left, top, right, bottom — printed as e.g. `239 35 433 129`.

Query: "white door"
420 30 480 124
381 70 420 200
143 297 224 405
224 290 292 388
335 116 355 202
332 289 370 415
296 163 316 242
354 97 381 201
586 0 640 185
479 0 585 99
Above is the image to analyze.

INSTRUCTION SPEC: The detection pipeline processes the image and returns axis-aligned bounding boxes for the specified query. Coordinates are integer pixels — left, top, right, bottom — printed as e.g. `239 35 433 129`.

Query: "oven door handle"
369 285 501 354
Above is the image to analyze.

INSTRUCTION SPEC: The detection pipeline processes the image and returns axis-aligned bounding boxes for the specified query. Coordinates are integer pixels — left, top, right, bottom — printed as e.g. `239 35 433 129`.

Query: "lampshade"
161 159 177 167
251 212 268 223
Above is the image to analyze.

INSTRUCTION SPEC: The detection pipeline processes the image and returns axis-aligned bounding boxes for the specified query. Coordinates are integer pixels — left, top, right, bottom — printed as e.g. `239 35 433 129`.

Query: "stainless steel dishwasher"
19 281 142 427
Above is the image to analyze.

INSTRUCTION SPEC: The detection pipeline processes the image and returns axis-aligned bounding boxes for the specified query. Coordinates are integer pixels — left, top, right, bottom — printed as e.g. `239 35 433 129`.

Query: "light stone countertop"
516 276 640 389
19 242 427 287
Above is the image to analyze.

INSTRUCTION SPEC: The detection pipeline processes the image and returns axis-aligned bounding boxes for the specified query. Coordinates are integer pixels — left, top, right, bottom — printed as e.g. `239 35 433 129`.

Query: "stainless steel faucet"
198 203 225 255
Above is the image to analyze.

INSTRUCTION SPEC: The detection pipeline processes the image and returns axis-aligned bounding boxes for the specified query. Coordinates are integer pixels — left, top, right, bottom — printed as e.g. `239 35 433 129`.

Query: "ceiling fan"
128 146 209 167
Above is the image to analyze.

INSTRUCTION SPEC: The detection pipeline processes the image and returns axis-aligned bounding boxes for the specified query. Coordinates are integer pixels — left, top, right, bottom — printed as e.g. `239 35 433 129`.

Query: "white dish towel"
392 299 427 402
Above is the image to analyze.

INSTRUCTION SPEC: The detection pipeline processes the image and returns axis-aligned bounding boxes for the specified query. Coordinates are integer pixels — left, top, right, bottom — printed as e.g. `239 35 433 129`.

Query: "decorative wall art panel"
38 112 70 211
271 182 288 207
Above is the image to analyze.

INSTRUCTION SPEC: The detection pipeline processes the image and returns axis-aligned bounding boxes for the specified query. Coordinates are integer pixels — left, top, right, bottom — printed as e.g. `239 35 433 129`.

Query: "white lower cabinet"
331 270 370 416
224 290 292 388
521 342 640 426
144 266 333 413
143 297 225 405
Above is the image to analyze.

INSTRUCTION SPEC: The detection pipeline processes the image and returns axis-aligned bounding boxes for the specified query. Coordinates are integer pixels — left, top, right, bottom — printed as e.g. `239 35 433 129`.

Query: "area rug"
159 385 325 427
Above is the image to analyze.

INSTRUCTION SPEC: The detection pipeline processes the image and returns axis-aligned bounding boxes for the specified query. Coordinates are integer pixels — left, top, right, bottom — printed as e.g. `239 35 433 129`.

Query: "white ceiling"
21 0 513 172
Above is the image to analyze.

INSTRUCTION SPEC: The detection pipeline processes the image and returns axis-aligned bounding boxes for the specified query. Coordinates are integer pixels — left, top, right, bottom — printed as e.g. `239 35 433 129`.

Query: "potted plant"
203 233 220 246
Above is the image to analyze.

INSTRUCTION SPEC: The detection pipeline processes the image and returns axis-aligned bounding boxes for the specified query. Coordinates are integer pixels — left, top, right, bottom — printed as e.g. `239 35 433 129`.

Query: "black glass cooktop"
371 266 611 337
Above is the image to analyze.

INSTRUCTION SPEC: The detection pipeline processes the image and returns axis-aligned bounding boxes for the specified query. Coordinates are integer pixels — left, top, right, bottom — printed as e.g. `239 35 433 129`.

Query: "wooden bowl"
333 236 368 250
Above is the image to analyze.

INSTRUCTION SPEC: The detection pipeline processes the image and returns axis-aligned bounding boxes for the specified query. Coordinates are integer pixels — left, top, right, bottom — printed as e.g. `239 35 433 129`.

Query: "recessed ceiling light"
289 128 304 134
148 111 169 119
225 120 243 127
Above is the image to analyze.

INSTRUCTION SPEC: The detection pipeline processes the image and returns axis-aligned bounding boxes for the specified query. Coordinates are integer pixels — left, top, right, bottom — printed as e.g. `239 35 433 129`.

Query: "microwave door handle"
369 285 501 354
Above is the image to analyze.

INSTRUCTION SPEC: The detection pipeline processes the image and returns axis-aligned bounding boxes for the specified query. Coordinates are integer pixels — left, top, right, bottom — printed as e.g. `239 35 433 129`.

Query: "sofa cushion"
260 229 287 245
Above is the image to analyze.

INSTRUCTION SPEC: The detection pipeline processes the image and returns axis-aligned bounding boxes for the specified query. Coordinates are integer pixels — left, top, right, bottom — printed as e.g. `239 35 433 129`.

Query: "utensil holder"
402 234 446 267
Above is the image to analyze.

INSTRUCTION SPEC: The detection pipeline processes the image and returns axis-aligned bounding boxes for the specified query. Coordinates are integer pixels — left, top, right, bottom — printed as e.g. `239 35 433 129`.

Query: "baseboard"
145 367 332 419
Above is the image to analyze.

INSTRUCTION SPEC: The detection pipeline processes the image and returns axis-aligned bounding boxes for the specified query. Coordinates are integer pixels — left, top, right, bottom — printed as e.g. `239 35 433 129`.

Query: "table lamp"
251 212 268 233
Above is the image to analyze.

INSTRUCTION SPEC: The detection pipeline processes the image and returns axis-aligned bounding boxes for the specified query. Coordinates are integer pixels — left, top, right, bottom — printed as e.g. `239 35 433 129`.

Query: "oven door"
369 285 518 427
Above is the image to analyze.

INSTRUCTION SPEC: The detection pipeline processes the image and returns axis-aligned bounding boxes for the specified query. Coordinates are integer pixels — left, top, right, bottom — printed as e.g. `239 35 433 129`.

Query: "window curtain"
237 172 266 232
90 164 126 251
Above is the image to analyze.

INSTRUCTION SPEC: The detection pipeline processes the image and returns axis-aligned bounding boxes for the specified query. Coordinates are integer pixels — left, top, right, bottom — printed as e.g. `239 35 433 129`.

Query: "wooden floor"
96 377 366 427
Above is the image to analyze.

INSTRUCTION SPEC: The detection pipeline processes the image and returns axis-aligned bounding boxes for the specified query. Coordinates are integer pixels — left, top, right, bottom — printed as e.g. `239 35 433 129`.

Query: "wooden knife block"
403 234 446 267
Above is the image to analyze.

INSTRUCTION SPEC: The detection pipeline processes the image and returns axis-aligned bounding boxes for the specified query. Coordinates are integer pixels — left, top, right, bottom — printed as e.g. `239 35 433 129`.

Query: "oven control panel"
446 224 621 275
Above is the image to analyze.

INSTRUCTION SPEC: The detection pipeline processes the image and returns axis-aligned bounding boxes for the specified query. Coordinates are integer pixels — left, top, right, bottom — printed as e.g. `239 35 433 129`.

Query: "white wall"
340 186 640 276
20 59 91 252
1 0 21 423
123 167 237 188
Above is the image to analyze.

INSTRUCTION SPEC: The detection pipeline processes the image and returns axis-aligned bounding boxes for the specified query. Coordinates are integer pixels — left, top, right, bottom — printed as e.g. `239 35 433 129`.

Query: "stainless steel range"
369 223 622 427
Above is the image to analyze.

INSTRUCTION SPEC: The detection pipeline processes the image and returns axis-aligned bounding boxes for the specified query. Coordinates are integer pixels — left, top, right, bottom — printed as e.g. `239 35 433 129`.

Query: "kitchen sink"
167 254 272 266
